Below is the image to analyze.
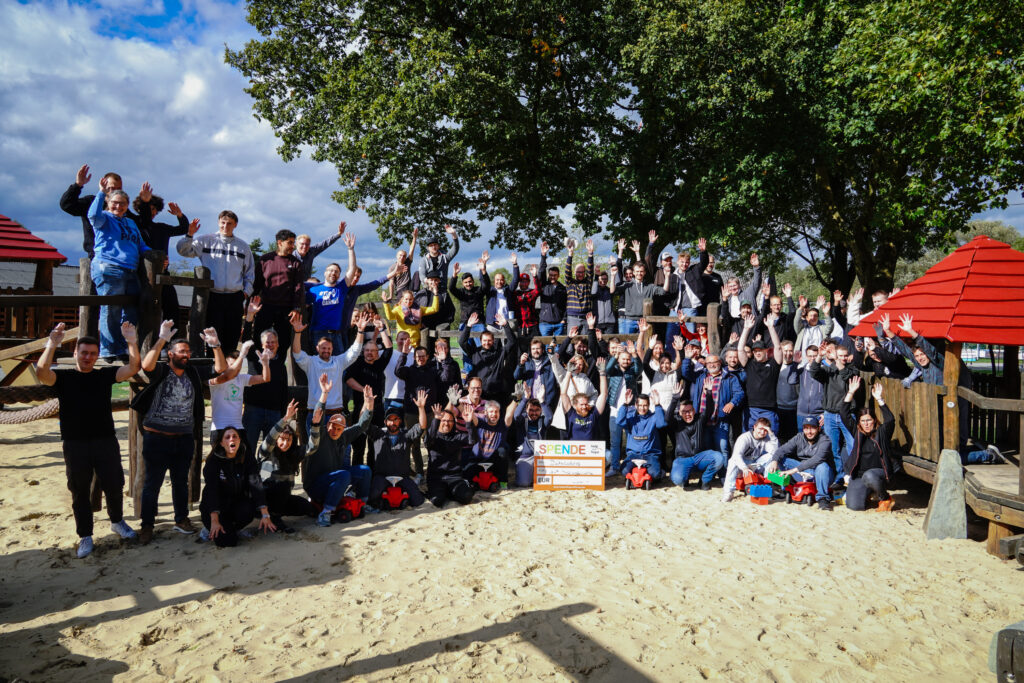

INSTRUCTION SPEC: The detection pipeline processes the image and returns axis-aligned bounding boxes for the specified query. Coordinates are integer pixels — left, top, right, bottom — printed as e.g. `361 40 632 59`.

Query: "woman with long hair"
199 427 276 547
840 376 897 512
258 399 319 532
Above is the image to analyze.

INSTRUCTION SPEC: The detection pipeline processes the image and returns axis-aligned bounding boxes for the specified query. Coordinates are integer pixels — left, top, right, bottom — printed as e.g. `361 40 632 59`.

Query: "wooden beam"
955 385 1024 412
187 265 211 353
706 303 721 355
78 257 97 338
987 520 1017 557
0 326 80 362
943 342 962 451
0 294 136 306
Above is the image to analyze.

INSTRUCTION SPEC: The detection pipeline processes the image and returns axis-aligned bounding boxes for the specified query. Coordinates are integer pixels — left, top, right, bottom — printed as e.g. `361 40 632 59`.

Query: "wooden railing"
869 376 946 478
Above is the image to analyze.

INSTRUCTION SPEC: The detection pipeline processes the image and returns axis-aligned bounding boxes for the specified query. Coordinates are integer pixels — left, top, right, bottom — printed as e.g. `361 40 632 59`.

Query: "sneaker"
173 519 196 535
877 498 896 512
110 520 137 540
197 527 211 543
316 509 333 527
139 526 154 545
76 536 94 559
239 528 255 539
721 490 735 503
818 499 832 511
700 481 713 491
987 445 1008 464
605 467 620 478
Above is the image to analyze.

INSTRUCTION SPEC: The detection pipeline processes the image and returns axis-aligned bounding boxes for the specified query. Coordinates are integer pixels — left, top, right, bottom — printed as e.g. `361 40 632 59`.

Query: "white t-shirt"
210 373 251 430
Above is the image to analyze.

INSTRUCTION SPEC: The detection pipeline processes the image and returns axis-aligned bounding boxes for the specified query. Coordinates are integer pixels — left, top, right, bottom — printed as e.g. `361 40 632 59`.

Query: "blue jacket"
88 192 149 269
513 356 560 412
680 359 745 420
617 405 667 455
606 356 642 410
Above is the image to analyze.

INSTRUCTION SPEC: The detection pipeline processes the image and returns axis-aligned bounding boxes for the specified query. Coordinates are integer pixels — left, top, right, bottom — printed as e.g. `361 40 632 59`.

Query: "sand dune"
0 413 1017 681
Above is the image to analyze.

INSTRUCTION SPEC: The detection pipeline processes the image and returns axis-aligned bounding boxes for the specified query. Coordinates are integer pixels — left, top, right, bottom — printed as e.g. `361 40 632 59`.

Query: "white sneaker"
721 490 735 503
77 536 94 558
110 520 137 540
988 445 1008 463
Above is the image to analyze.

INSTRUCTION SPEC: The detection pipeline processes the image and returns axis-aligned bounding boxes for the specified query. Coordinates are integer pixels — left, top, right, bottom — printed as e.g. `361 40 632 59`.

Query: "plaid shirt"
565 253 594 318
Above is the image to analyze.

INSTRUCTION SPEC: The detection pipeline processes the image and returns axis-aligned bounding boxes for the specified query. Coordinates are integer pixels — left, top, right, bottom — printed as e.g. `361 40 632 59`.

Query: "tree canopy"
227 0 1024 292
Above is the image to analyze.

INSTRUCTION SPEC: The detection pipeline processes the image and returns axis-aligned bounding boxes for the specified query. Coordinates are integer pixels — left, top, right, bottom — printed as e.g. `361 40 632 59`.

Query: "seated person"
508 394 553 487
199 427 276 547
840 376 897 512
767 416 834 510
463 399 518 488
561 358 609 442
722 418 779 502
668 397 726 491
366 390 430 509
424 403 479 507
617 389 668 483
257 398 318 532
302 379 374 527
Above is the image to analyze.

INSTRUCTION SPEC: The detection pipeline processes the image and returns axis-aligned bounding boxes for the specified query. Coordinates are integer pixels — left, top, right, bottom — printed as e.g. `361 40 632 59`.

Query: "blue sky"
1 0 1021 281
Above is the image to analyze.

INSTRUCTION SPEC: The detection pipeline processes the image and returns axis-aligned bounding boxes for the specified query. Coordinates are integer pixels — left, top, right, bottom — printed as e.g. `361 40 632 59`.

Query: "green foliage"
228 0 1024 292
248 237 265 257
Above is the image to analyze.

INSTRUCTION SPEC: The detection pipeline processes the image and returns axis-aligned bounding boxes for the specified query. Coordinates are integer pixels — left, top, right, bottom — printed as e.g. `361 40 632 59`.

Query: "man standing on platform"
295 221 346 282
253 229 304 353
36 323 142 558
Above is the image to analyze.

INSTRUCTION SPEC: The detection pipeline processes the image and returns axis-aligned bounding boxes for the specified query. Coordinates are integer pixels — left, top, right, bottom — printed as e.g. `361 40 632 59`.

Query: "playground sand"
0 413 1017 682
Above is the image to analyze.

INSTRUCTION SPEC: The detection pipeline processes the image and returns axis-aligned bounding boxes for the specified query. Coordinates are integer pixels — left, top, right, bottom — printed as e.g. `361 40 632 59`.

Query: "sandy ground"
0 413 1020 682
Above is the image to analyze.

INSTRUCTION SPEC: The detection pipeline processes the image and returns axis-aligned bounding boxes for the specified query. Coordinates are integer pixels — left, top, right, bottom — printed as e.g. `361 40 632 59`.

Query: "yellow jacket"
382 297 439 347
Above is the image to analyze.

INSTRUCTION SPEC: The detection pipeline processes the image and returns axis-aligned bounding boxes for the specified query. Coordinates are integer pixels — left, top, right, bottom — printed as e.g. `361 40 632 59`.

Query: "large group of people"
43 165 1006 557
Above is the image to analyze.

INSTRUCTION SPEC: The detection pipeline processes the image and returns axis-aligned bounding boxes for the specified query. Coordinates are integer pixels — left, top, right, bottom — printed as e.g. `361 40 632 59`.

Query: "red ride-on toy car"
735 470 767 494
785 480 817 505
380 476 410 510
471 462 500 492
337 493 366 522
624 459 653 490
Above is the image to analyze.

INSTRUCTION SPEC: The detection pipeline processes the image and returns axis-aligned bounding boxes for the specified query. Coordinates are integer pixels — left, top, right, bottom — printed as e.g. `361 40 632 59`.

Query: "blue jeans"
823 411 853 482
961 449 994 465
538 322 565 336
618 318 639 335
311 330 345 356
91 260 139 357
242 405 283 454
710 420 731 460
310 466 372 508
140 432 194 527
623 452 662 480
747 407 780 435
671 450 727 486
780 458 833 502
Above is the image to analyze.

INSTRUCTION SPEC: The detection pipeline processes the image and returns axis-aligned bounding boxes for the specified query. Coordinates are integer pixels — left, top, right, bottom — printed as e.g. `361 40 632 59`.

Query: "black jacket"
425 418 477 478
459 323 518 396
809 360 861 413
840 400 898 480
449 272 491 325
200 452 266 514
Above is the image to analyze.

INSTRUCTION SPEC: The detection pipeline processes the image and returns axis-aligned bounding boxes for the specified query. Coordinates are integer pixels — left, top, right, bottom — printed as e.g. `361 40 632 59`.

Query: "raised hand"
637 317 648 333
467 312 479 327
798 294 808 308
412 389 429 408
814 295 826 310
362 384 376 404
650 389 660 404
728 332 740 344
833 289 843 305
743 313 756 330
337 220 347 235
851 287 864 303
187 218 200 236
898 313 915 336
240 340 255 357
200 327 221 347
872 382 884 402
625 340 636 355
586 312 596 328
452 262 461 276
510 253 518 266
290 312 307 332
247 296 262 317
879 313 891 334
672 336 684 351
890 287 901 297
446 385 461 407
847 375 862 394
120 322 138 345
721 285 729 302
782 282 792 297
258 346 272 363
343 233 356 249
158 320 177 342
624 388 634 405
480 250 490 263
648 229 657 244
494 312 507 327
431 403 446 420
167 202 182 217
529 264 538 278
285 399 300 421
47 323 66 346
540 241 549 256
766 312 779 326
750 252 759 268
75 164 92 187
677 309 688 324
617 238 626 253
697 237 707 251
569 325 580 337
585 238 594 253
520 352 529 365
380 289 391 302
630 239 641 254
762 281 771 297
444 224 455 236
822 302 831 316
139 182 153 203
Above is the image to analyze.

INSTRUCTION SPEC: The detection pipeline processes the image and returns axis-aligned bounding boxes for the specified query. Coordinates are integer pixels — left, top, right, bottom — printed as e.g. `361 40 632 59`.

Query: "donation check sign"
533 441 605 491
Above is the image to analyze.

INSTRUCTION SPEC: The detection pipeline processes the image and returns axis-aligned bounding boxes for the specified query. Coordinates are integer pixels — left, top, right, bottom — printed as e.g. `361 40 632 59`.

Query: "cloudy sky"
1 0 1021 280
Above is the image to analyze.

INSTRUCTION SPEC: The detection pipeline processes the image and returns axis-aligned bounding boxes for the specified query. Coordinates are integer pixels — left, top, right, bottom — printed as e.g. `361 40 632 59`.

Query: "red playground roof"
0 213 67 263
849 235 1024 346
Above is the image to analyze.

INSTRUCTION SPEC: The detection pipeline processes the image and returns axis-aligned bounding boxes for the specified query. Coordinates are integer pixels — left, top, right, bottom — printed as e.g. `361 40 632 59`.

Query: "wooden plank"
0 326 80 362
706 303 721 355
0 294 136 306
187 266 211 353
901 455 937 484
964 464 1022 495
942 343 961 451
987 521 1016 557
155 274 215 288
957 385 1024 411
964 488 1024 528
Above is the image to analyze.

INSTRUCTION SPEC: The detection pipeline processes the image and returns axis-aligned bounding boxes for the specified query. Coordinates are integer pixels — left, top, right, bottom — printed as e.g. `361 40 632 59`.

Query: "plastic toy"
380 476 410 510
785 480 817 505
471 462 500 492
735 470 767 493
337 489 367 522
766 471 792 487
624 459 653 490
747 484 773 504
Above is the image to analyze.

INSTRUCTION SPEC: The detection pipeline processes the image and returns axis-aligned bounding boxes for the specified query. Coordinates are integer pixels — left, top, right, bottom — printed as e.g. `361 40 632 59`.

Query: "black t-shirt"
53 366 119 439
744 358 780 409
855 435 884 476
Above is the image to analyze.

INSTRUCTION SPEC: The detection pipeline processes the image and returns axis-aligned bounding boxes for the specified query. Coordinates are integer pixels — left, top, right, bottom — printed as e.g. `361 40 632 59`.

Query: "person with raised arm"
199 427 276 547
511 253 541 337
737 311 784 434
36 322 142 558
207 341 270 445
424 402 480 507
258 398 318 532
295 220 347 282
366 390 431 508
839 376 897 511
418 224 460 284
133 321 228 544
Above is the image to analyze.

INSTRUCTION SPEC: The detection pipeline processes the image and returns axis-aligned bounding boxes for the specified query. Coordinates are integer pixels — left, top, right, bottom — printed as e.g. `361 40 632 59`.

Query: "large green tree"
227 0 1024 292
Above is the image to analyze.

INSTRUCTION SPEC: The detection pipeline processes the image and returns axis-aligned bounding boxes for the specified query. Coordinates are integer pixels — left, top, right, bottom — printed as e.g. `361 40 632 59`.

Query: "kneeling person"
424 403 479 506
617 389 668 482
668 398 726 490
722 418 779 502
464 400 518 489
200 427 276 547
367 390 430 509
767 416 834 510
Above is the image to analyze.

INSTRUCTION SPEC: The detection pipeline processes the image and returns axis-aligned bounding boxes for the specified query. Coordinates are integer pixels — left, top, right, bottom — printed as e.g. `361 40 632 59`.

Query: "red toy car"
624 460 653 490
735 470 767 493
471 463 500 492
380 476 411 510
336 495 366 522
785 480 817 505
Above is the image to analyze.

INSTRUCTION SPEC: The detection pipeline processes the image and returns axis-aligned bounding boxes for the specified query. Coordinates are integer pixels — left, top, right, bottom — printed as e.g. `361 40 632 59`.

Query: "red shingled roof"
0 213 67 263
849 235 1024 346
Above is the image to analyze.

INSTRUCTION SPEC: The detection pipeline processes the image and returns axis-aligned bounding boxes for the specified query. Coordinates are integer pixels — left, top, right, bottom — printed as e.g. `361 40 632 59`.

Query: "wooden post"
139 251 164 353
706 303 721 355
78 257 98 338
188 265 211 352
129 383 144 514
33 260 54 336
942 342 962 451
988 520 1016 557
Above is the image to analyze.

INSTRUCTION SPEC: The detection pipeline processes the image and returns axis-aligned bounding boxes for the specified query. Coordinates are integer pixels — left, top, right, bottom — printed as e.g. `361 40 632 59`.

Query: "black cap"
801 416 820 428
751 339 769 350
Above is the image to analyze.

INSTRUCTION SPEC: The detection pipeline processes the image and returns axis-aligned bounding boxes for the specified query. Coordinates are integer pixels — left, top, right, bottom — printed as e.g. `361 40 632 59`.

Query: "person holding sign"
617 389 668 484
509 394 553 487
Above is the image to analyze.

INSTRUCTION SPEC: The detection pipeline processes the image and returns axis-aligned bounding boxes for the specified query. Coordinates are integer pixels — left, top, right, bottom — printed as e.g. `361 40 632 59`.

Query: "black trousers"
426 475 475 506
368 474 425 508
846 468 890 511
63 437 125 538
207 291 245 354
200 497 258 547
263 480 314 519
253 304 294 354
